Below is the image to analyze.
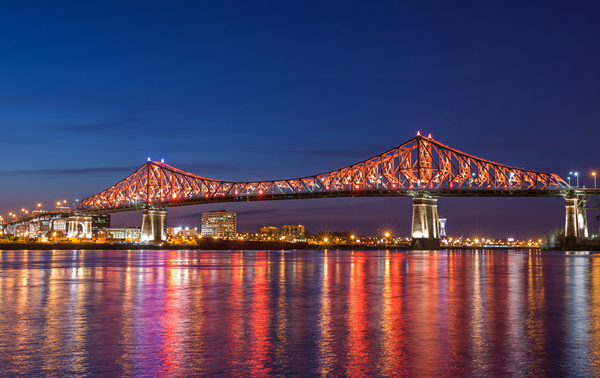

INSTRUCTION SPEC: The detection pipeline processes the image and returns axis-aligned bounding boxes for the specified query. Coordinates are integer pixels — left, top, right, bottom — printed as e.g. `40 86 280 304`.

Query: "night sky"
2 1 599 238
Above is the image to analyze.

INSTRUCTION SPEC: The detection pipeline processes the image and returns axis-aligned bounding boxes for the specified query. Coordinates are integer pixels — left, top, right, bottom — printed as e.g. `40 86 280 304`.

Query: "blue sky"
1 1 599 237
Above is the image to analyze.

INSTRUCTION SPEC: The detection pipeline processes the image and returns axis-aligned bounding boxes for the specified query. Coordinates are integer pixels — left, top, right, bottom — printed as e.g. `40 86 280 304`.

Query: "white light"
413 231 423 238
161 159 164 163
148 157 151 161
508 238 514 242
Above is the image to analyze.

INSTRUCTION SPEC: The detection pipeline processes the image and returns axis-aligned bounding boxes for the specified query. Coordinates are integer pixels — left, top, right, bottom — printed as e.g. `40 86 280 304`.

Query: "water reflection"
1 249 600 376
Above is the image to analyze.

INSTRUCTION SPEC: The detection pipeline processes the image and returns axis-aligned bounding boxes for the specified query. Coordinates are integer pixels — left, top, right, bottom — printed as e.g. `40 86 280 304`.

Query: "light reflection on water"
1 249 600 376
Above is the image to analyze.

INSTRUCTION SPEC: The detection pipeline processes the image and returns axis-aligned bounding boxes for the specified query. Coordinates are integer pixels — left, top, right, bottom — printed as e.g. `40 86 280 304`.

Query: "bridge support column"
565 198 588 249
67 216 92 239
141 209 167 243
411 197 440 250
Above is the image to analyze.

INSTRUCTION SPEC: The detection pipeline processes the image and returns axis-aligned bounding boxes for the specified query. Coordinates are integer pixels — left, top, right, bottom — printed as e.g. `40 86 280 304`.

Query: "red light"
259 190 263 194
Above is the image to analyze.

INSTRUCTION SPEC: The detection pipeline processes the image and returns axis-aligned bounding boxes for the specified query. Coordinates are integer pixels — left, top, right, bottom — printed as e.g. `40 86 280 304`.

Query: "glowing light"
417 131 421 136
385 232 390 237
148 157 151 161
413 231 423 238
161 159 164 163
428 133 432 138
324 237 328 242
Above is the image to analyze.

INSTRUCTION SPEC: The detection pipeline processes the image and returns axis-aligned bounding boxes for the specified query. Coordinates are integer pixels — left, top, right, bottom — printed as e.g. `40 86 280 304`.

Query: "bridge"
4 133 599 249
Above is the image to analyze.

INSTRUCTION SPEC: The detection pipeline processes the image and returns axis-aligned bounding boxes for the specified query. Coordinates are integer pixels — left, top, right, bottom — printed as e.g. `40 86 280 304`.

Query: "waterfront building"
105 227 141 240
259 226 279 241
91 214 111 237
53 219 67 232
281 224 306 242
439 217 447 237
201 210 236 238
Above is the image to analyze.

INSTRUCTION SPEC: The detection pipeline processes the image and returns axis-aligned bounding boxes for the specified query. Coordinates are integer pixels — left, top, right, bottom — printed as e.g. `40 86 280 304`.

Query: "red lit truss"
78 135 569 212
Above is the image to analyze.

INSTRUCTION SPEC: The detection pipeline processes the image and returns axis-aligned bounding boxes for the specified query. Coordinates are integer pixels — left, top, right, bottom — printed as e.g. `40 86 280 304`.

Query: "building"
105 227 141 240
281 224 306 242
201 210 237 238
168 227 198 239
259 226 279 241
439 217 447 237
91 214 111 237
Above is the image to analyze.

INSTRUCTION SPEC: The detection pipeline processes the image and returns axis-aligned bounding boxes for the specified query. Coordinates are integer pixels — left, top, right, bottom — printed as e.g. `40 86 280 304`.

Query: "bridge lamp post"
593 172 596 189
568 175 571 186
575 172 579 188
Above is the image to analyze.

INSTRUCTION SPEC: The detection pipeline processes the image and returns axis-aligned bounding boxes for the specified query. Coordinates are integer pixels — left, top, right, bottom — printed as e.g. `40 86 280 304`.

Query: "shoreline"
1 242 598 251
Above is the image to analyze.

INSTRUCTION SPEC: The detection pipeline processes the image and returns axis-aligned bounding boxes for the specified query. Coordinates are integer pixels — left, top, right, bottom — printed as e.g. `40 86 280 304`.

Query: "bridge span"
4 134 599 249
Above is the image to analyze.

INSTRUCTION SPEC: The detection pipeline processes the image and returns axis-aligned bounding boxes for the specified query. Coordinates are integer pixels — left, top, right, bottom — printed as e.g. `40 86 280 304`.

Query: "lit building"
281 224 306 242
439 217 447 237
201 210 237 238
259 226 279 241
105 227 141 240
91 214 111 237
169 227 198 238
52 219 67 232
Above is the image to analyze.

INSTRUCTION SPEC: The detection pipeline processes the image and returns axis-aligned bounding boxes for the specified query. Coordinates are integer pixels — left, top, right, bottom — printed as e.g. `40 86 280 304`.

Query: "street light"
593 172 597 189
575 172 579 188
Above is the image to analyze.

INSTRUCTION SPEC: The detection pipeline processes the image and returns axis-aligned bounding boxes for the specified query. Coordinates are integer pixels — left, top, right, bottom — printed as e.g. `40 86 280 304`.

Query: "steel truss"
78 134 570 213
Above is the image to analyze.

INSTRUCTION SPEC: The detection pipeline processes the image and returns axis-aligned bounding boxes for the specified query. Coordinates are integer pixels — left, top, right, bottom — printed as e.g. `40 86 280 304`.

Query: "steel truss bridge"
78 134 582 213
4 133 599 247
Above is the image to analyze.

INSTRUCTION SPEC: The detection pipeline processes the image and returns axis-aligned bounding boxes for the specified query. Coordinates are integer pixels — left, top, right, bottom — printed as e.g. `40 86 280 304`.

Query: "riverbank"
0 240 309 251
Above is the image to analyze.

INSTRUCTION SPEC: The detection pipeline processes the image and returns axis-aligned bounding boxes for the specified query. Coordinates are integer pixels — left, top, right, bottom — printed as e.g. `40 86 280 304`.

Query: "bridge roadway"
2 134 599 249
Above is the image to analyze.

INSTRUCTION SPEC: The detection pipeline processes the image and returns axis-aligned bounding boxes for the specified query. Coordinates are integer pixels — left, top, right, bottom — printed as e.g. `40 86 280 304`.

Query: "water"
0 249 599 377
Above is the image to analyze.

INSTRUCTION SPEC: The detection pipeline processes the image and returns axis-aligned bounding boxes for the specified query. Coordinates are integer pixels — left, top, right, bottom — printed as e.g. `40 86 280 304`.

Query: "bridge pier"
411 197 440 250
67 216 92 239
565 197 588 249
141 209 167 243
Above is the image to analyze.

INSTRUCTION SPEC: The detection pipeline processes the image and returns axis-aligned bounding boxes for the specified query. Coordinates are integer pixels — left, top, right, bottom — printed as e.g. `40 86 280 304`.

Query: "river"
0 249 599 376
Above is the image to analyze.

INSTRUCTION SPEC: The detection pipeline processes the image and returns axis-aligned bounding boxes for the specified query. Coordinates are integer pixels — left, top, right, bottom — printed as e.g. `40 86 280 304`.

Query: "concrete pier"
411 197 440 250
67 216 92 239
141 209 167 243
565 197 588 249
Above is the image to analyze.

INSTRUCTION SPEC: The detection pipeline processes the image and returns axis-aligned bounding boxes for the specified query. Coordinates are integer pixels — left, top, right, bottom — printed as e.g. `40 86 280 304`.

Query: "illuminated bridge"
5 133 599 248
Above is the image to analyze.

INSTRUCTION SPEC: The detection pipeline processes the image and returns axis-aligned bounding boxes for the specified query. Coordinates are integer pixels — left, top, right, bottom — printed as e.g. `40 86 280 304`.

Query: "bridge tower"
565 197 588 248
140 208 167 243
411 196 440 250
